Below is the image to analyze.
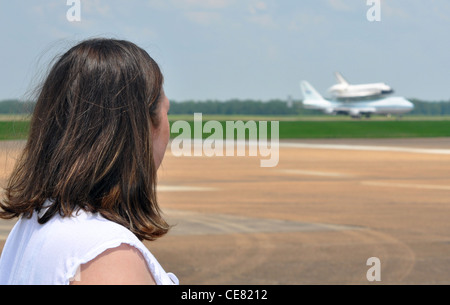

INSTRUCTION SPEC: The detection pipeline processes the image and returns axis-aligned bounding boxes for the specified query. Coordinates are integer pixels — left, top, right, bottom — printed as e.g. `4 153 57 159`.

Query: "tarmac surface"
1 138 450 284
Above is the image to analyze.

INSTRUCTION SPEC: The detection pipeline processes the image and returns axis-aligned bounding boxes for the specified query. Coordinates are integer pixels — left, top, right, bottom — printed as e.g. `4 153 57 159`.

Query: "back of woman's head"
0 38 169 241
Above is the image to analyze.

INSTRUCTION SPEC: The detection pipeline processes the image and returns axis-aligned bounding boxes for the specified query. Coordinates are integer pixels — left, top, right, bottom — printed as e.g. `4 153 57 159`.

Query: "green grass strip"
0 121 30 140
1 119 450 141
170 120 450 139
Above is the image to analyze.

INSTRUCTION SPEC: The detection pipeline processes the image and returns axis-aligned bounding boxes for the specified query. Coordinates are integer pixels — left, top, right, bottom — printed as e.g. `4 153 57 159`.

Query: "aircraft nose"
406 100 414 110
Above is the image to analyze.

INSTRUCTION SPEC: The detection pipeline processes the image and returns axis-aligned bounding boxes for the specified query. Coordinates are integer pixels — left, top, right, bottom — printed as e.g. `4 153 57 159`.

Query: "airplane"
328 72 394 99
300 81 414 118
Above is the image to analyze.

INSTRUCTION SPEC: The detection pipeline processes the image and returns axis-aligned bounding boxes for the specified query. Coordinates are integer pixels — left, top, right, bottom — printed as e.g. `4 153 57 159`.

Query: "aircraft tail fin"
335 72 349 85
300 81 325 101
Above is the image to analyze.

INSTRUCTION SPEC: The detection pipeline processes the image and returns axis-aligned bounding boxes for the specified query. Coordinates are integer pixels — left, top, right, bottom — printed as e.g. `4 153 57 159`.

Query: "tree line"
0 100 35 115
167 98 450 116
1 98 449 116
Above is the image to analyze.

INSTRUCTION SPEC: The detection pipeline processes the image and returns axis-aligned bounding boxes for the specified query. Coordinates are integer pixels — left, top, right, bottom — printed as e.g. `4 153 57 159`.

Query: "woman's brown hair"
0 38 170 241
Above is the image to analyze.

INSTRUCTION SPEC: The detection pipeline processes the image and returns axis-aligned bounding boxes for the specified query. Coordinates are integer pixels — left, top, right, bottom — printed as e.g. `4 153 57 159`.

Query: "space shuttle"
301 81 414 118
328 72 394 99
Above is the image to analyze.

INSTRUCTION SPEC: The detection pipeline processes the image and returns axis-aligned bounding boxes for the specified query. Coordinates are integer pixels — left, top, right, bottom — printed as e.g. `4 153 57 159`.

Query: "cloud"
288 12 326 32
327 0 354 12
381 0 410 20
248 1 268 14
431 0 450 21
148 0 234 10
173 0 233 10
83 0 112 16
148 0 233 26
184 11 222 25
248 14 277 29
246 1 278 29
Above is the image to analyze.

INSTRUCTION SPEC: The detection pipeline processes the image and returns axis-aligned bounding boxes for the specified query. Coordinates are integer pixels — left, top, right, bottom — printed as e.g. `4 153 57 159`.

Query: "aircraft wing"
335 106 377 117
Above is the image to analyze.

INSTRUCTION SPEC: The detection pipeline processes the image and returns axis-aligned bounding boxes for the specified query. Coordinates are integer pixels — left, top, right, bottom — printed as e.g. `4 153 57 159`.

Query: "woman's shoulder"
42 209 139 247
42 209 178 285
2 207 178 285
40 210 143 259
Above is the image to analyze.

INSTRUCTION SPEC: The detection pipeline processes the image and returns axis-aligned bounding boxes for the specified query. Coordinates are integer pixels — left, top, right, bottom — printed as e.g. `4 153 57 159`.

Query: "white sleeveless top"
0 206 178 285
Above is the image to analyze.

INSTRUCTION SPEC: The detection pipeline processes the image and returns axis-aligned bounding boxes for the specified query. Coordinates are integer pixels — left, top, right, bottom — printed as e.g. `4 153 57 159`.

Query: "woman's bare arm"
70 243 156 285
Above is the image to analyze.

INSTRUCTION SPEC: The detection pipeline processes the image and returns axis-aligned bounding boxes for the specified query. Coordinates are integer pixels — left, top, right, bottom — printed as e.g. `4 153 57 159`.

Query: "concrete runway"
1 138 450 284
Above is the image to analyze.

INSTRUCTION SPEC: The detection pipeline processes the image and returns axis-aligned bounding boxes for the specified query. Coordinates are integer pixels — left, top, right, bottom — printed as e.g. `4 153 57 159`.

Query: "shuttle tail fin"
335 72 349 85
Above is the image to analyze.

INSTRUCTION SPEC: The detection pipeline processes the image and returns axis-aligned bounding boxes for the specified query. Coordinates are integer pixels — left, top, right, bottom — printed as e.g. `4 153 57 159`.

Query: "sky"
0 0 449 102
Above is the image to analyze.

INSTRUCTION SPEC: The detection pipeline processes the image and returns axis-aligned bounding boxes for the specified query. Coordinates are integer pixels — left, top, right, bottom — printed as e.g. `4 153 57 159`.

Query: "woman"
0 38 177 285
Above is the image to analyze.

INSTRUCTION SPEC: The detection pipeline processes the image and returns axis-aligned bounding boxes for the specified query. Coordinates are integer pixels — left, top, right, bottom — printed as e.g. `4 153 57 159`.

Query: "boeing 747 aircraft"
301 81 414 118
328 72 394 99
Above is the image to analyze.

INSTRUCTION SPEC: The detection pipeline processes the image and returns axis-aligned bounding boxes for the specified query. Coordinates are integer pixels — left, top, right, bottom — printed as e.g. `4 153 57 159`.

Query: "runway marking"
280 169 353 178
164 209 359 236
157 185 217 192
280 142 450 155
361 181 450 191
